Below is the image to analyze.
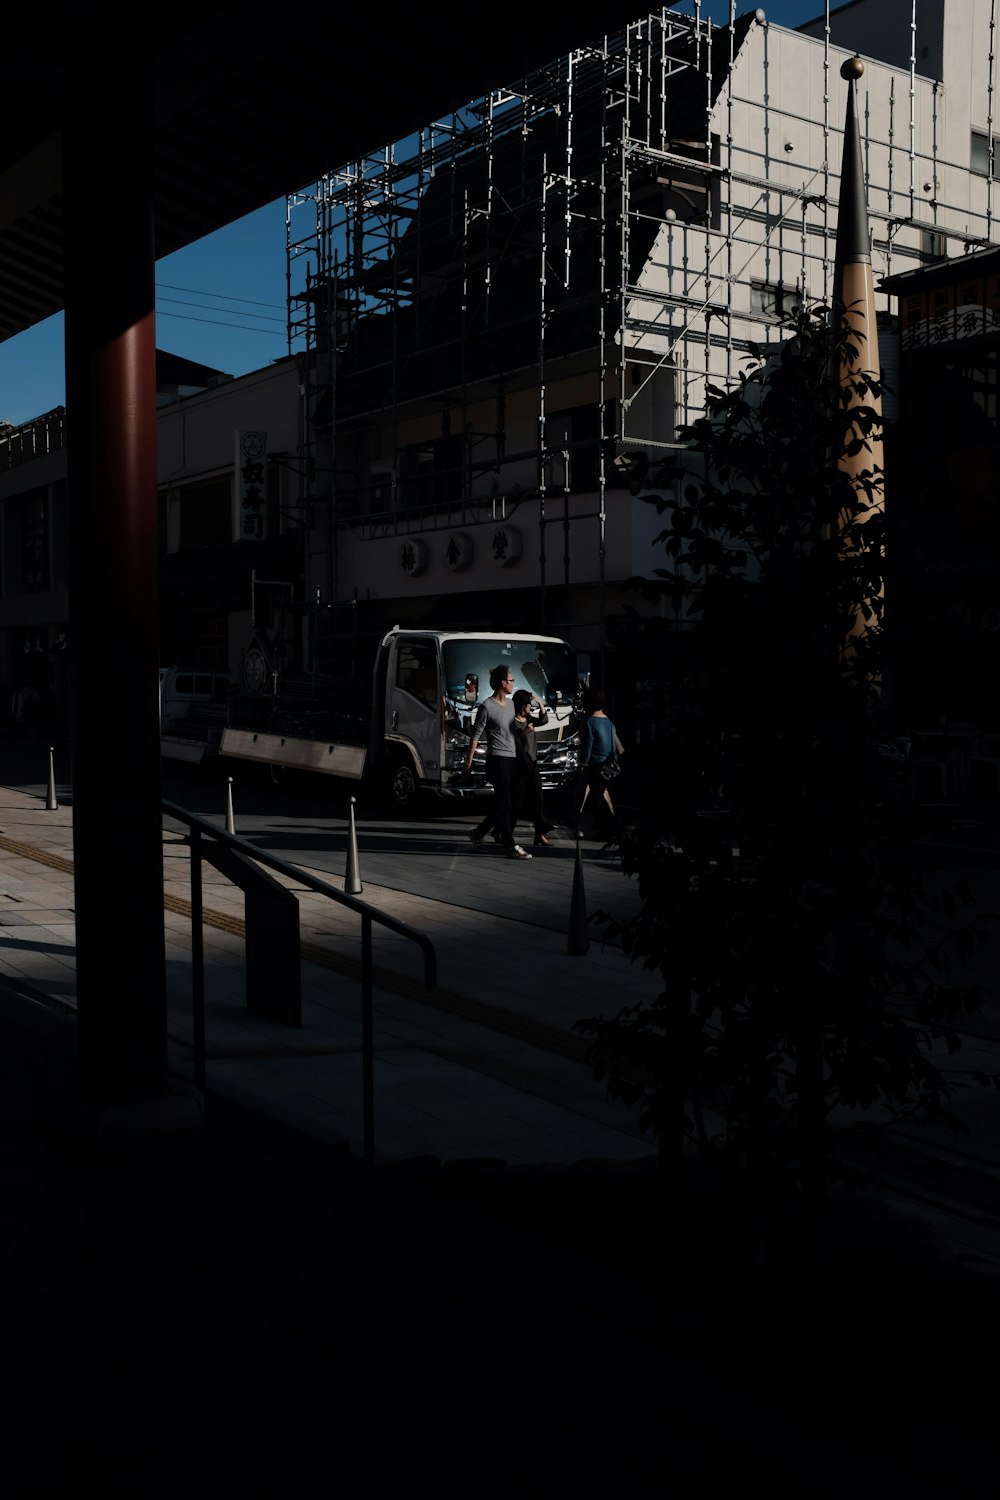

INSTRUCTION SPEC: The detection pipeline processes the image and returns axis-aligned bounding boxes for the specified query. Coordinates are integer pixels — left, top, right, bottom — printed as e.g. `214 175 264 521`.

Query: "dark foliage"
575 305 997 1210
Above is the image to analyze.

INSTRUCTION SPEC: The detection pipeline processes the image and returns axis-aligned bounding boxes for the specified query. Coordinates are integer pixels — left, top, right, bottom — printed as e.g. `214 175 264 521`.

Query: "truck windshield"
443 638 579 718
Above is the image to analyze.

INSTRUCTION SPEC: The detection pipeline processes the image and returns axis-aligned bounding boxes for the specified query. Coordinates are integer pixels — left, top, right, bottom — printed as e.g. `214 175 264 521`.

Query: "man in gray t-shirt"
470 694 516 757
463 665 532 859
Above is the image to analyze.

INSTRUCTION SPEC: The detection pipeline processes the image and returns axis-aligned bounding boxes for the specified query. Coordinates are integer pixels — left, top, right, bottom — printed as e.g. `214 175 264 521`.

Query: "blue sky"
0 1 818 427
0 200 291 426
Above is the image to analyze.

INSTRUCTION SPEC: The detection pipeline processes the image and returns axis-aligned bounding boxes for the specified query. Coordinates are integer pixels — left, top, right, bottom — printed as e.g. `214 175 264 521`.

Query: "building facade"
880 243 1000 733
1 2 997 741
282 2 998 675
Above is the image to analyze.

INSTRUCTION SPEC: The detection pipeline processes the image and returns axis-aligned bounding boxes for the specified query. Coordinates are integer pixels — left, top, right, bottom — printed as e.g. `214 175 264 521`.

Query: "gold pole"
833 57 885 653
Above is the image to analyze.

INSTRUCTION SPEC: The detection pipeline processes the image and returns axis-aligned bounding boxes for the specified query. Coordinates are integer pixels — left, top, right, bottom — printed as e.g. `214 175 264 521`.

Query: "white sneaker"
508 845 532 860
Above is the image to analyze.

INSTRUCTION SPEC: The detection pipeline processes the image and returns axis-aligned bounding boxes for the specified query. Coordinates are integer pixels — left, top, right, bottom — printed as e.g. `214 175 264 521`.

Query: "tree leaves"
575 303 997 1207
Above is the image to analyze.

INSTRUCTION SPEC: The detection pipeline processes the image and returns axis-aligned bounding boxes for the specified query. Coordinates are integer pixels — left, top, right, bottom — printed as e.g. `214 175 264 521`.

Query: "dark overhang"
2 1 650 346
880 243 1000 298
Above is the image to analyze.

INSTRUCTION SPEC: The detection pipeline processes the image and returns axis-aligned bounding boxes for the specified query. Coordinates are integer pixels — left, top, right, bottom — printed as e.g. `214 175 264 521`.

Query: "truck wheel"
388 758 419 812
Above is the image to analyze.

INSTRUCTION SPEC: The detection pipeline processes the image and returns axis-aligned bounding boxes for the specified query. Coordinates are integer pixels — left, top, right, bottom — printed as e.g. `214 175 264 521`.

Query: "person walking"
575 687 623 840
511 689 555 847
468 689 553 849
464 665 532 859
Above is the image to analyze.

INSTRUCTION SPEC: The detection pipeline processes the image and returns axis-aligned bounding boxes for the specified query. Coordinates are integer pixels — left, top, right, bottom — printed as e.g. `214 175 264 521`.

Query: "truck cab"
159 666 236 763
378 628 583 809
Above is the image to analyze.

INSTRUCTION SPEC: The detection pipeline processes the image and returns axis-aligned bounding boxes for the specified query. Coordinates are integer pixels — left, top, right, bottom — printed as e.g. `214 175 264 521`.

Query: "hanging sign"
444 533 473 572
235 430 267 541
490 525 522 567
400 539 428 577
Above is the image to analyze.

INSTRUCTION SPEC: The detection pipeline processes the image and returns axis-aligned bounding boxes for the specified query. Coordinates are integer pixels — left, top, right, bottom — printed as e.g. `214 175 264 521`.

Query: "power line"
156 310 287 337
156 281 285 311
157 294 285 325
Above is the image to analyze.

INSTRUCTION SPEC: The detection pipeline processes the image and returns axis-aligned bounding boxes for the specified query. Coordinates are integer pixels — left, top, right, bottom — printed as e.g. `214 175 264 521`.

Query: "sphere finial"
841 55 864 80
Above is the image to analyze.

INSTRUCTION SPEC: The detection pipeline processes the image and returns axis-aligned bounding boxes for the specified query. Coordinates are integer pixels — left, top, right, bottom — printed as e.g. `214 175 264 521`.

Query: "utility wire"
156 310 287 337
157 294 285 325
156 281 285 311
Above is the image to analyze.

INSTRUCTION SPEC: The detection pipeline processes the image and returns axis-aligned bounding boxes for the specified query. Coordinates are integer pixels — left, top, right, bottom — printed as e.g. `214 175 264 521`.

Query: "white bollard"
345 796 363 894
225 777 235 835
46 745 58 811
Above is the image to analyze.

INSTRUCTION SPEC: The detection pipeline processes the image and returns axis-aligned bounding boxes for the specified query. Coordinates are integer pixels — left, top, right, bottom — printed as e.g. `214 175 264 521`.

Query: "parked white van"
159 667 235 762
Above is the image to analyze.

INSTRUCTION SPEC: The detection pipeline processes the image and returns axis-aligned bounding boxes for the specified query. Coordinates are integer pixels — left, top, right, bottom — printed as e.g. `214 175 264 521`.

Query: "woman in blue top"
576 687 621 839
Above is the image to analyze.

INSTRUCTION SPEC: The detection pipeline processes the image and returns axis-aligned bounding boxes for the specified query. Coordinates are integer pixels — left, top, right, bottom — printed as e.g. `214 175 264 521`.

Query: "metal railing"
162 799 437 1165
0 408 67 470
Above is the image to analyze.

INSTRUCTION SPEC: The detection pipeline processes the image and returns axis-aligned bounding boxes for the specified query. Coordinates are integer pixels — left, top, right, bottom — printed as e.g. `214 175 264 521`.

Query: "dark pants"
514 762 551 837
473 755 517 848
578 762 617 838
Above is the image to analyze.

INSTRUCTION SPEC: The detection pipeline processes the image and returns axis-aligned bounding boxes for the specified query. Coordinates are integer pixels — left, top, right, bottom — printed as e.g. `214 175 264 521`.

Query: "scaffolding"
284 2 999 627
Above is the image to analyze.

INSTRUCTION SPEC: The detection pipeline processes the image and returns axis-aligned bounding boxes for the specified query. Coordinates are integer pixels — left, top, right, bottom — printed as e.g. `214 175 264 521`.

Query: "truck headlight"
445 729 482 771
542 745 579 771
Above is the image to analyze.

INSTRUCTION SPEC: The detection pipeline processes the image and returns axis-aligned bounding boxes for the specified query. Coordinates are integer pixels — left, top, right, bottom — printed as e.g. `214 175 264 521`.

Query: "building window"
543 404 613 493
22 494 48 592
751 280 789 320
177 474 233 550
971 130 1000 179
397 435 464 511
395 638 438 709
949 353 998 443
621 360 677 454
921 229 946 261
51 480 68 586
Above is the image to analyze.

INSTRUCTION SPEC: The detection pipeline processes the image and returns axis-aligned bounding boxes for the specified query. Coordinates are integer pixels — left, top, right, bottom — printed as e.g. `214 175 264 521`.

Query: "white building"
279 0 998 659
1 1 997 728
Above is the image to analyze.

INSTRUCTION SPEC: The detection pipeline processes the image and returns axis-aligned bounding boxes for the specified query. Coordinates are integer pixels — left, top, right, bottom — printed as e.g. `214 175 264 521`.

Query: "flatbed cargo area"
219 728 367 778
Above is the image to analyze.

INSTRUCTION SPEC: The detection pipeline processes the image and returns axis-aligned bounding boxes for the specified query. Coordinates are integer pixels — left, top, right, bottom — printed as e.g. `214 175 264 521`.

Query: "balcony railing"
0 409 67 471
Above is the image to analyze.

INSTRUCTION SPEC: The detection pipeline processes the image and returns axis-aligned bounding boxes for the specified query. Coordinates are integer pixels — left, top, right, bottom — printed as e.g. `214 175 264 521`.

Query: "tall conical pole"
345 796 363 895
798 54 888 1255
568 832 589 955
46 745 58 811
834 55 885 650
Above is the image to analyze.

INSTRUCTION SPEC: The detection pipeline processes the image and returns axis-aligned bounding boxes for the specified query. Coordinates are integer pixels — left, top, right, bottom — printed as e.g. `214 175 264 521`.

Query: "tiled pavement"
0 778 661 1167
4 769 1000 1221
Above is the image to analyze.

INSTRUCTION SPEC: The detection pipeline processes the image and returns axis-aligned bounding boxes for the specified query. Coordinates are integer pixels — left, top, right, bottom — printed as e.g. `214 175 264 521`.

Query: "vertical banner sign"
833 57 883 653
236 431 267 541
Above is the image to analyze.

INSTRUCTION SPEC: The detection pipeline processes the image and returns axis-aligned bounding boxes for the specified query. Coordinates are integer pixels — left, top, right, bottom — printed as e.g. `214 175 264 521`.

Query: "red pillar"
62 57 168 1105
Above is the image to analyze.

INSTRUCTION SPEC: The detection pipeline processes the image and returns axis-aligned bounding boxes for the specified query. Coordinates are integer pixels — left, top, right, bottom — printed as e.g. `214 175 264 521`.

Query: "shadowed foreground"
3 984 996 1494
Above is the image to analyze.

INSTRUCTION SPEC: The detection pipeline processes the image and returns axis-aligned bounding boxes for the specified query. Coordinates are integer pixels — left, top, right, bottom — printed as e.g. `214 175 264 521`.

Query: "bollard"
567 832 589 955
225 777 236 835
345 795 363 894
46 745 58 811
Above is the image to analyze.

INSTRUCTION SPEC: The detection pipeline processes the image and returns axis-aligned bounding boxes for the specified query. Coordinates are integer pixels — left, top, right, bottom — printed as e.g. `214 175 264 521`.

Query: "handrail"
162 798 437 1166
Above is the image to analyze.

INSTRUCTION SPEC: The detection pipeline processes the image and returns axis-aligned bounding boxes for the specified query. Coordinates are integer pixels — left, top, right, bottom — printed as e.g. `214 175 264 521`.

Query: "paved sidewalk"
0 779 660 1167
5 767 1000 1493
5 769 1000 1233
